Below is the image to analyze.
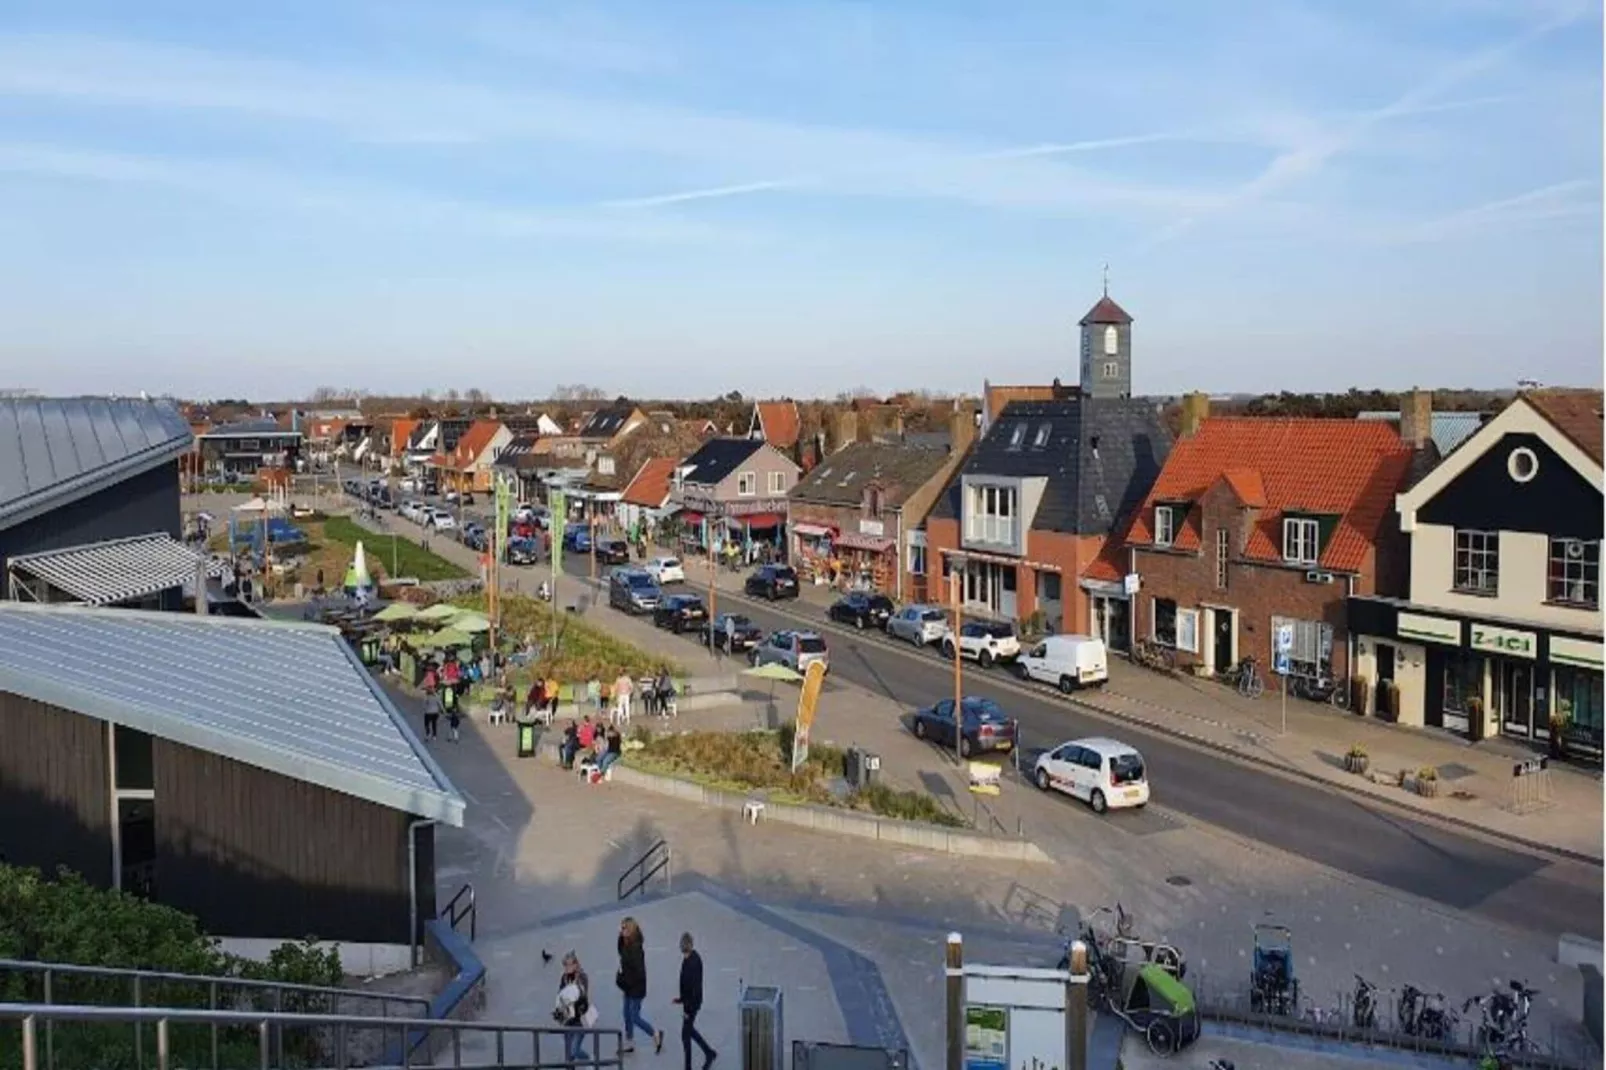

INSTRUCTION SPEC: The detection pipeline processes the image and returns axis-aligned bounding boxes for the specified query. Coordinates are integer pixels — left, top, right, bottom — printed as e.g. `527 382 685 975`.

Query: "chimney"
1400 388 1432 450
833 409 859 453
1179 392 1210 437
949 406 977 456
194 558 209 616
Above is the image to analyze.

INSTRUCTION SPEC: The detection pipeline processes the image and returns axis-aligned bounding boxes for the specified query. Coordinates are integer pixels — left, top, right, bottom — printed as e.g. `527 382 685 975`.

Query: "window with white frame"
1215 527 1230 589
597 456 615 476
1175 608 1200 653
1549 538 1600 606
908 542 927 575
1154 505 1175 547
965 483 1016 544
1283 517 1320 565
737 471 757 496
1453 529 1499 594
110 726 157 899
768 471 787 495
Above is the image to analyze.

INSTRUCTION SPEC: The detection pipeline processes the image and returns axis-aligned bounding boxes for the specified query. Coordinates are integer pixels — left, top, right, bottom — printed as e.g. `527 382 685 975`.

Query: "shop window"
1548 538 1600 607
1152 598 1178 646
1039 571 1062 602
1554 666 1604 748
1271 615 1335 676
1175 608 1199 654
1443 655 1482 715
908 544 926 576
1453 529 1499 594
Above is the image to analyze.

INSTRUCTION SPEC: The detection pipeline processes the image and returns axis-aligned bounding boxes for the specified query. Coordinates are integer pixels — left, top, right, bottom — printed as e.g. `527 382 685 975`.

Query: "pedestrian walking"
674 932 716 1070
616 918 664 1053
422 691 442 742
554 952 595 1064
447 703 462 743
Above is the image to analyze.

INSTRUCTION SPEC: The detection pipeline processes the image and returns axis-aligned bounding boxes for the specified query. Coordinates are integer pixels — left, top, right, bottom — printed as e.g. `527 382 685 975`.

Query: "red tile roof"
621 457 678 507
390 417 418 457
1081 527 1131 583
1079 295 1133 326
754 401 801 449
1526 389 1603 465
452 420 505 468
1127 418 1413 573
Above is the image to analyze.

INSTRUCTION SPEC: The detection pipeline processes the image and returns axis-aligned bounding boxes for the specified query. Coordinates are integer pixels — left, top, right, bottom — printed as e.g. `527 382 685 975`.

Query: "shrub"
1346 743 1367 759
1417 765 1439 781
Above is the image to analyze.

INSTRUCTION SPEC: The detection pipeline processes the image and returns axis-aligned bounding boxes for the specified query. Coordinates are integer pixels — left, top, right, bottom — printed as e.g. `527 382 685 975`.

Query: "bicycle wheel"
1330 684 1350 711
1245 674 1265 699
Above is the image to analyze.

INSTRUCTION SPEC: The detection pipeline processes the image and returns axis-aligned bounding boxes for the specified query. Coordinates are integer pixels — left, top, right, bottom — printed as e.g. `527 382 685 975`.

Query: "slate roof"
197 418 298 439
494 431 543 471
0 603 465 825
931 398 1171 537
1079 295 1133 326
0 397 195 532
578 400 641 440
1525 389 1604 465
753 400 802 449
1356 410 1484 457
678 437 767 487
622 457 679 507
1127 418 1412 573
790 442 952 509
434 418 473 454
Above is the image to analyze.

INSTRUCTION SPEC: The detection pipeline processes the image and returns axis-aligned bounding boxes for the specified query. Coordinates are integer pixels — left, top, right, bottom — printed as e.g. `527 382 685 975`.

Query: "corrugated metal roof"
0 397 194 530
0 604 464 825
9 533 221 605
1356 411 1484 456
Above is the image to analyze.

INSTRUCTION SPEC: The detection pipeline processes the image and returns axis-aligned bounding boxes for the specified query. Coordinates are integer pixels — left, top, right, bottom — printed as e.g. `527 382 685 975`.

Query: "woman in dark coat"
617 917 663 1053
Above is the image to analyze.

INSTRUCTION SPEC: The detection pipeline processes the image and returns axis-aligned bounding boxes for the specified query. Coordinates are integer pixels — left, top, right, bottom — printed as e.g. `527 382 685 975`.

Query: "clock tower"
1078 275 1134 399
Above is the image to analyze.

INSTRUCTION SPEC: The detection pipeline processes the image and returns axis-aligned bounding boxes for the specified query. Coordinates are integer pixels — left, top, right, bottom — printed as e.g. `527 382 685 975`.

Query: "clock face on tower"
1103 325 1119 356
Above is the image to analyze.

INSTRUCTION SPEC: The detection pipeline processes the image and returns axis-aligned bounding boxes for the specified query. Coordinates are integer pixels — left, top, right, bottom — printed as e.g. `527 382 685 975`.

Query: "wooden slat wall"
0 694 111 883
153 738 416 944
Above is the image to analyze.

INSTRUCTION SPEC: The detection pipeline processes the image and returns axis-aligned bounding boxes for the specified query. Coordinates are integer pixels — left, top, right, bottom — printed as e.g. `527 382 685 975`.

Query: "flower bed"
625 726 964 828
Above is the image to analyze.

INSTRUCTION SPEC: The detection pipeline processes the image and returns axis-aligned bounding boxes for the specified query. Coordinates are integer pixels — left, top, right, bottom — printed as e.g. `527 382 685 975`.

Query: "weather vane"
1102 263 1110 297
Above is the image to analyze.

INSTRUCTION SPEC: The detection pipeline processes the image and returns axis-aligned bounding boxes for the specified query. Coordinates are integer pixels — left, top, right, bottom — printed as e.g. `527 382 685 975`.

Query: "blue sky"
0 0 1599 400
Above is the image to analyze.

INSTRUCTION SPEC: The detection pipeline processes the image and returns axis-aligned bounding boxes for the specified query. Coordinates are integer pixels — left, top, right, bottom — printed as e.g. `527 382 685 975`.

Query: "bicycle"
1219 656 1265 699
1133 639 1176 673
1290 673 1349 710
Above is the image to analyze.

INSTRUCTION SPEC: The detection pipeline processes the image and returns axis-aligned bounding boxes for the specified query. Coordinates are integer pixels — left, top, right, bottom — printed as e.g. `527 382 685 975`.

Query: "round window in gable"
1508 446 1539 483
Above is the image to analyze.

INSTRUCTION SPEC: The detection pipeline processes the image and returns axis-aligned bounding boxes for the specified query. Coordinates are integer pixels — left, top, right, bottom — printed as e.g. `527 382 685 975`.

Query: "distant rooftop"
1356 410 1484 457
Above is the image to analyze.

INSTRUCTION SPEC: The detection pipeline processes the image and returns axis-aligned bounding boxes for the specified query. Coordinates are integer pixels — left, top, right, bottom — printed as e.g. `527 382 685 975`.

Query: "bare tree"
465 387 488 405
552 383 608 402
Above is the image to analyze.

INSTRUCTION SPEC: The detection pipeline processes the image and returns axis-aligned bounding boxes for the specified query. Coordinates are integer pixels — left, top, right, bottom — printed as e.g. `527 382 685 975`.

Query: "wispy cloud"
1141 7 1588 248
1386 178 1601 243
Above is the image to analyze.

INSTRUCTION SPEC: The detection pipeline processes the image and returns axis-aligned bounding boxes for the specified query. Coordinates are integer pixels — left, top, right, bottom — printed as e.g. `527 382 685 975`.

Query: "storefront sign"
677 492 788 518
1470 624 1536 659
1122 573 1140 596
1551 635 1603 669
1397 612 1460 647
858 518 885 537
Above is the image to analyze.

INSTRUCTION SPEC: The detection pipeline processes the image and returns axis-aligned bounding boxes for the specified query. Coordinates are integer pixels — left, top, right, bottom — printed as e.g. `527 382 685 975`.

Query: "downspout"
407 819 437 968
1345 573 1358 692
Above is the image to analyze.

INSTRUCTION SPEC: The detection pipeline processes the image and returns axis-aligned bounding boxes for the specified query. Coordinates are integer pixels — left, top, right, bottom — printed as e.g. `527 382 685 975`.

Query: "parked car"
644 556 685 584
911 696 1017 758
460 524 487 550
563 525 592 553
609 568 662 614
744 564 799 600
506 536 541 565
941 620 1020 668
444 489 475 505
593 538 631 566
749 630 829 674
653 594 709 633
828 592 896 630
701 613 764 653
426 509 456 531
1018 635 1108 693
1033 737 1150 814
400 501 424 522
887 605 950 646
398 477 423 492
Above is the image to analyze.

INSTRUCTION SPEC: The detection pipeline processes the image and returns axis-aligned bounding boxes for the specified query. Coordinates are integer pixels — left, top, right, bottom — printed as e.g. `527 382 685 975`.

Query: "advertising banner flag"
791 659 827 772
551 490 567 577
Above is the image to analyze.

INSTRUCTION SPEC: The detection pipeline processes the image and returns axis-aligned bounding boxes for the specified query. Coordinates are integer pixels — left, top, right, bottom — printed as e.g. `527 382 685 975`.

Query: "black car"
505 537 541 565
829 592 895 630
653 594 709 633
593 538 631 566
744 564 800 601
701 613 764 653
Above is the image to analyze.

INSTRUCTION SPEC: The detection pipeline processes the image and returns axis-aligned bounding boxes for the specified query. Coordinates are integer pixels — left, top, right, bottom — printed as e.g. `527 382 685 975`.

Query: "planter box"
1413 776 1440 798
1343 754 1370 776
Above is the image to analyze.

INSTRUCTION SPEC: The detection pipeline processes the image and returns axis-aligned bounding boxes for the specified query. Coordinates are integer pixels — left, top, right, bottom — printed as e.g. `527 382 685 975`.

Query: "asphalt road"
705 590 1603 943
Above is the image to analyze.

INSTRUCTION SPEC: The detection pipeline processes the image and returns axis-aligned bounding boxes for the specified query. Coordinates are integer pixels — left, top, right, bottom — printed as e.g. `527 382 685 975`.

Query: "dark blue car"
911 696 1017 758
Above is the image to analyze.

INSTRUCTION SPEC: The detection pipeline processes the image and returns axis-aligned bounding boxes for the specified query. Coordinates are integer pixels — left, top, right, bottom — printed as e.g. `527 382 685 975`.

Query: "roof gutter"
0 435 194 534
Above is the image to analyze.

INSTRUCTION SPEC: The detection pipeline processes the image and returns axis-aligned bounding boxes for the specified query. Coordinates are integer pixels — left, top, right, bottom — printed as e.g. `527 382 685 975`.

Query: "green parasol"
415 604 462 622
419 627 475 650
452 615 492 634
373 603 419 622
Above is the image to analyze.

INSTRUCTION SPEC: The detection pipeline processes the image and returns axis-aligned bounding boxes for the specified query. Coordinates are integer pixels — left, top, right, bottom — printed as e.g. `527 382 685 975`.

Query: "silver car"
749 630 830 674
887 604 949 646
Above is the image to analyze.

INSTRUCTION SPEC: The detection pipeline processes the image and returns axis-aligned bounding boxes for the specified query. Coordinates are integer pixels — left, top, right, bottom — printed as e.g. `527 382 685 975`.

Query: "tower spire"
1102 262 1110 298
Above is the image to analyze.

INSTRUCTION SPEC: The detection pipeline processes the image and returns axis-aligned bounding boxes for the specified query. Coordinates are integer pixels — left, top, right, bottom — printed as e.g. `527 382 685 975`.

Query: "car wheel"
914 719 927 739
959 736 972 758
855 615 865 630
1058 675 1075 695
978 649 993 669
1089 789 1108 815
1035 767 1051 791
942 641 956 659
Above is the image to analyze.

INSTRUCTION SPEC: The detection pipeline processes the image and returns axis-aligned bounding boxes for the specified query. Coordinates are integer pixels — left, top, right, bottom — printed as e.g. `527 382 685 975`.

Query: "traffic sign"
1273 623 1294 676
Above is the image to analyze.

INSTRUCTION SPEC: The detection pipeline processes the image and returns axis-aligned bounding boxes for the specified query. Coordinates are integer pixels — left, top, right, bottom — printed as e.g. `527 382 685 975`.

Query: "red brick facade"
924 515 1106 632
788 498 908 598
1129 479 1381 681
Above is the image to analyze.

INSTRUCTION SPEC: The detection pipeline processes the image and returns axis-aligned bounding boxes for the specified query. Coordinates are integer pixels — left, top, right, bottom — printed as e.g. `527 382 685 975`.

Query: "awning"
680 511 705 524
834 533 895 553
738 513 784 529
792 523 837 538
8 534 219 607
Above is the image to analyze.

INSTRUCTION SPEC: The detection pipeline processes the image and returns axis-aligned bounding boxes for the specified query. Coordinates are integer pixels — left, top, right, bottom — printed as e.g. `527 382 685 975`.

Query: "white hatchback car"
1033 737 1149 814
427 509 457 531
644 556 685 584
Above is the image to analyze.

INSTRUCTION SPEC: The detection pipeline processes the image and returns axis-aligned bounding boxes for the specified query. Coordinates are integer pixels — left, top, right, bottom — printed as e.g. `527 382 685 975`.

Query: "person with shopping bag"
554 951 596 1064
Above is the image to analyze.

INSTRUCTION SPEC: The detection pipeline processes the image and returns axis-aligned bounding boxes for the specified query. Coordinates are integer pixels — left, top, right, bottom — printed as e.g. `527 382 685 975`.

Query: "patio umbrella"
743 663 804 683
373 603 419 622
451 615 492 634
415 604 462 622
419 627 474 650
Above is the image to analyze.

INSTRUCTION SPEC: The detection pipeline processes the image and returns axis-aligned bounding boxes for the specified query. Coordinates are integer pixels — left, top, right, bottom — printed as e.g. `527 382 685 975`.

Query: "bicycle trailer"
1111 962 1201 1055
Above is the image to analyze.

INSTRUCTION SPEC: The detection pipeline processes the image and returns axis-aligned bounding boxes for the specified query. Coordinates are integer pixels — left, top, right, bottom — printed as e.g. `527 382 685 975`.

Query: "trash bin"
517 720 537 759
738 985 784 1070
861 752 881 786
842 747 862 789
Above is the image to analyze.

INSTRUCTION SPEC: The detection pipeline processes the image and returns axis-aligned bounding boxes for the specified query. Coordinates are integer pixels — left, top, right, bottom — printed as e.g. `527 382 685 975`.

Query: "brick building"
1124 396 1416 685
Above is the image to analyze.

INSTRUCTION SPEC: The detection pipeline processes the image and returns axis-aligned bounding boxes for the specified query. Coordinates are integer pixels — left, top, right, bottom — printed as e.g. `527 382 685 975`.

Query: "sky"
0 0 1600 401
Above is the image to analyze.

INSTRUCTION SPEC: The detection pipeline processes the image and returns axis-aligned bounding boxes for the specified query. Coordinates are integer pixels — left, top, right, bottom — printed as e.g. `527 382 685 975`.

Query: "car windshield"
627 575 657 589
662 558 680 568
960 699 1006 722
798 637 826 653
770 567 797 581
919 609 946 622
980 622 1014 638
1110 754 1146 784
729 616 752 629
869 596 894 609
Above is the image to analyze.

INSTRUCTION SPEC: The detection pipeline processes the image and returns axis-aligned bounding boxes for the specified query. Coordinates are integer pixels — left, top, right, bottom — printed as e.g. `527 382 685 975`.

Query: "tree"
611 421 712 484
552 383 609 402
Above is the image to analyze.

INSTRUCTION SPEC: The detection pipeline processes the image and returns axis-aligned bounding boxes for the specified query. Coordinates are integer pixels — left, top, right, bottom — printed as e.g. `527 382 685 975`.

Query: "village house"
1347 389 1603 757
1123 394 1417 688
194 418 303 480
671 437 800 552
576 398 648 448
747 399 802 457
787 412 975 601
618 457 680 532
441 419 511 495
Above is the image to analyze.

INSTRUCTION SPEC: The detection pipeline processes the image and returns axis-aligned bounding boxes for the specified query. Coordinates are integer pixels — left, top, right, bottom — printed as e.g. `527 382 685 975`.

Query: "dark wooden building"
0 603 465 951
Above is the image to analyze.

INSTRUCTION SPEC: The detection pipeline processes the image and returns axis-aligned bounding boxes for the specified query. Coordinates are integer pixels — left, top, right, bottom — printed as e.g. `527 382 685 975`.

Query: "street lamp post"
949 568 964 766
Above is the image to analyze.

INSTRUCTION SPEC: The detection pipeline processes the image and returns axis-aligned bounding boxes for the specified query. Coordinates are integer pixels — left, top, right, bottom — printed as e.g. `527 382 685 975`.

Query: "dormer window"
1008 424 1027 449
865 487 884 517
1283 517 1320 566
1154 506 1175 547
1032 424 1052 447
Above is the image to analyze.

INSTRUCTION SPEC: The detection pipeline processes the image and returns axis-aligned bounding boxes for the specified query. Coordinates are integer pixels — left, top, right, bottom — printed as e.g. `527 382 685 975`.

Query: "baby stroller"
1248 923 1298 1017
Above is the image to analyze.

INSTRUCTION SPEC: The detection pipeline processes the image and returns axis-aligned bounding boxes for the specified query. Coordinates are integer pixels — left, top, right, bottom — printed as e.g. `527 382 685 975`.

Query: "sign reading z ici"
1470 625 1536 658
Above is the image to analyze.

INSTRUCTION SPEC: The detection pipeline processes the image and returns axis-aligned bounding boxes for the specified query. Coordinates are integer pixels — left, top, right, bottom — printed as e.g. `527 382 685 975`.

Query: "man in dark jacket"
673 932 716 1070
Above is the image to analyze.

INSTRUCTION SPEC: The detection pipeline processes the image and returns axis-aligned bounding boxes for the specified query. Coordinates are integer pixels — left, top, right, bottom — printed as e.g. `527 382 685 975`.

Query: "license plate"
996 741 1012 751
1123 789 1140 800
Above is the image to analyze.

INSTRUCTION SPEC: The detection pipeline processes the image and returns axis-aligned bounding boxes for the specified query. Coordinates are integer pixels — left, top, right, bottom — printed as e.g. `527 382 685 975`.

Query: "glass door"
1495 659 1535 738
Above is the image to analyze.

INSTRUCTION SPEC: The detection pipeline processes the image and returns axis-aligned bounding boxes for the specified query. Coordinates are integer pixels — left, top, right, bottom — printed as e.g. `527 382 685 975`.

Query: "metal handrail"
1 1001 625 1070
444 883 477 942
615 840 670 901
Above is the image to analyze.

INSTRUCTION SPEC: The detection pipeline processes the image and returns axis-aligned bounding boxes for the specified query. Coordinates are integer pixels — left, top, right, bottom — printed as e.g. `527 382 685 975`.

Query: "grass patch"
450 593 682 686
322 515 468 581
626 726 965 828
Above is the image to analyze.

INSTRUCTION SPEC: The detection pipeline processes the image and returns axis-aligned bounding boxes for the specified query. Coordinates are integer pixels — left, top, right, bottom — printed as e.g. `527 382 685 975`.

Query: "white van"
1019 634 1108 693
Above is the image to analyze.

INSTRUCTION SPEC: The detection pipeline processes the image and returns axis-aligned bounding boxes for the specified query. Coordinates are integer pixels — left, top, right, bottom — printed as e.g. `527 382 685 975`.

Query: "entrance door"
1375 643 1395 716
1495 659 1535 738
1211 610 1233 674
1107 598 1130 654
